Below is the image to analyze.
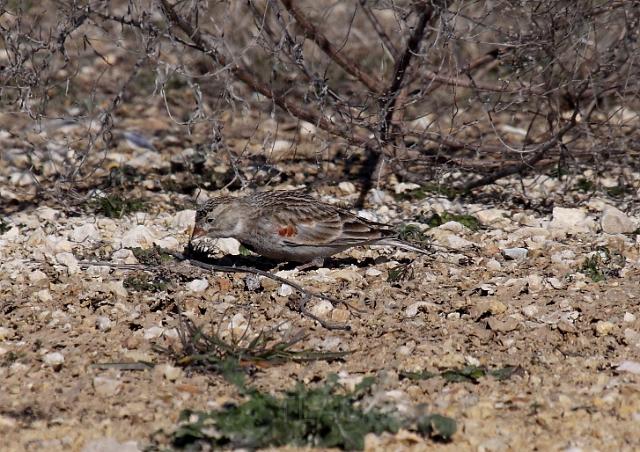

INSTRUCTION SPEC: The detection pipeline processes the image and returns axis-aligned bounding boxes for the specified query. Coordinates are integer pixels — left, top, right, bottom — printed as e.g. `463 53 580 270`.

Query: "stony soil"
3 153 640 451
2 10 640 448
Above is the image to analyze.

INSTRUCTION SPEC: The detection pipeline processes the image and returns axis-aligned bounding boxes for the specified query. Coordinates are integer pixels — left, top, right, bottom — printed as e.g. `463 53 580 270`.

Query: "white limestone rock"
549 207 596 234
120 225 157 249
601 205 636 234
69 223 101 242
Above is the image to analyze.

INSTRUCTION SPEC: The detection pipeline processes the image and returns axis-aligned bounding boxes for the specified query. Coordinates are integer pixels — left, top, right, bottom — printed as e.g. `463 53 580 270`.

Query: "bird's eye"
207 218 215 223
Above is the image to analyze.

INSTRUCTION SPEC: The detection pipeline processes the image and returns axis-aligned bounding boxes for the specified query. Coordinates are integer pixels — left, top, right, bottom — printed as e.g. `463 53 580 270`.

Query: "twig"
280 0 384 94
78 249 359 331
463 108 581 191
158 0 371 148
359 0 399 61
379 2 441 143
357 2 442 205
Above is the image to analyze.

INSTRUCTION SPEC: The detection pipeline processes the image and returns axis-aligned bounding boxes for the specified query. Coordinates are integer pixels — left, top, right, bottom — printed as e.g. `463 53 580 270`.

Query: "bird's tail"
373 238 431 255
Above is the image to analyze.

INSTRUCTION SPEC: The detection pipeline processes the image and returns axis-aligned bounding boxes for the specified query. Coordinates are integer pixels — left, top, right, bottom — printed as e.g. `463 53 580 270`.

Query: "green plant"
417 414 457 441
423 212 481 231
575 178 595 192
579 247 625 282
400 365 522 383
154 318 348 386
130 247 173 265
91 194 146 218
123 272 169 292
397 183 460 201
606 184 632 198
397 224 430 246
171 376 395 449
387 263 414 283
0 218 10 235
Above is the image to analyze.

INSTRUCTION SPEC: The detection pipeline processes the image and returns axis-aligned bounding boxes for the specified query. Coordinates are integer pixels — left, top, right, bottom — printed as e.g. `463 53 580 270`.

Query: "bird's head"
191 196 246 241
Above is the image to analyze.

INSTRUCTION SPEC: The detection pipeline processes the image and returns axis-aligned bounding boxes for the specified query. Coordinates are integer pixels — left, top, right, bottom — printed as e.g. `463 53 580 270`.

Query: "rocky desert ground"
2 1 640 450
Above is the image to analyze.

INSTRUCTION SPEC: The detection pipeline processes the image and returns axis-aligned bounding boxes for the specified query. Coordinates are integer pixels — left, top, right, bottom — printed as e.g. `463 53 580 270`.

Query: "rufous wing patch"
278 224 297 237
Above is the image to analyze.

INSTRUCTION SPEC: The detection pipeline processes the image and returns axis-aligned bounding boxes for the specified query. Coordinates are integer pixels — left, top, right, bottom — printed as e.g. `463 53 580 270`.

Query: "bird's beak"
191 224 206 240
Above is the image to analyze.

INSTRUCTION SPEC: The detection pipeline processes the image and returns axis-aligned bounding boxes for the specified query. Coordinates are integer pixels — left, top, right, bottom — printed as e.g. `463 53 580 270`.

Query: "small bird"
190 190 429 266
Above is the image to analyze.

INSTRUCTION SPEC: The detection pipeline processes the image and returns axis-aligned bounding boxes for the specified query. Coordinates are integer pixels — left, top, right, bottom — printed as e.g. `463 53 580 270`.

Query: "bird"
190 189 430 267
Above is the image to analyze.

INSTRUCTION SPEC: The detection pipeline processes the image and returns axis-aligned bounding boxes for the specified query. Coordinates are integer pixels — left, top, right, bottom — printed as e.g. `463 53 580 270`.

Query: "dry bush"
1 0 638 205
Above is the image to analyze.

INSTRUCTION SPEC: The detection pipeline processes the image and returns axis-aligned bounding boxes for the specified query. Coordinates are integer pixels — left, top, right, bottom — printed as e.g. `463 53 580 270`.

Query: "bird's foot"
295 257 325 271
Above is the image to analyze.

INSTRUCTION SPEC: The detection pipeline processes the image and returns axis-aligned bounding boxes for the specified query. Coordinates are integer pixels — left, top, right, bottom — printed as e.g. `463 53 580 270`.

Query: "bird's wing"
257 192 391 247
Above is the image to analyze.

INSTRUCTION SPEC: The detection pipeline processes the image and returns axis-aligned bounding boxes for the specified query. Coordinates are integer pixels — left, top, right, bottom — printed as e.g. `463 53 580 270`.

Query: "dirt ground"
2 4 640 448
2 172 640 451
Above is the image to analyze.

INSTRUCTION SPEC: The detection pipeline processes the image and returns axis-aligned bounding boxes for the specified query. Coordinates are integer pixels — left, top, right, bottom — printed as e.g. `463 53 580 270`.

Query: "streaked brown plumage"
191 190 429 264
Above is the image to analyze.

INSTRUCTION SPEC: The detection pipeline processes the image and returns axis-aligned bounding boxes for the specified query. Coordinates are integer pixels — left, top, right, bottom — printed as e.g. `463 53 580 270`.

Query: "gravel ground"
3 147 640 451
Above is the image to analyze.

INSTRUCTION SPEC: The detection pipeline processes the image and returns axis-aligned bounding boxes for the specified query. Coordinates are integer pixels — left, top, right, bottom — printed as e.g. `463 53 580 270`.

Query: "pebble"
171 210 196 231
405 301 436 318
594 320 615 336
43 352 64 369
471 300 507 319
338 181 357 194
35 206 61 221
485 258 502 270
331 268 362 283
526 274 543 291
120 225 157 249
45 236 74 254
228 313 249 337
95 316 112 331
69 223 101 242
108 281 128 299
365 268 382 277
82 438 143 452
624 312 636 323
187 279 209 292
487 317 519 332
128 150 167 170
277 283 293 297
161 364 183 381
55 252 80 274
502 247 528 260
211 237 241 255
623 329 640 347
299 121 316 136
439 221 465 233
112 249 138 264
547 277 564 289
153 236 180 250
394 182 420 194
144 326 165 340
244 274 261 291
601 205 636 234
29 270 49 286
549 207 596 234
475 208 510 226
617 361 640 375
35 289 53 303
93 376 122 397
0 327 13 340
310 300 334 318
444 234 473 250
522 305 539 317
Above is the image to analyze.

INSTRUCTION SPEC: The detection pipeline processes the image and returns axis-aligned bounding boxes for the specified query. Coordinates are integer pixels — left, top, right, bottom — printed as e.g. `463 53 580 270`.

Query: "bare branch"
280 0 384 94
359 0 399 61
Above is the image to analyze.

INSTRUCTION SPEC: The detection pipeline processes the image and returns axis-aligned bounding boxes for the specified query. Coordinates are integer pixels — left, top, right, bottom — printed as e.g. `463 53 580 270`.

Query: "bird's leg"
296 257 325 271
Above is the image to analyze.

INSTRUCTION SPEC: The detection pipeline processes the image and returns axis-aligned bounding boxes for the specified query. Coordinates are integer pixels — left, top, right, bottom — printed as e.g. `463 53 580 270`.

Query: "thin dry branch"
359 0 399 61
380 2 441 144
280 0 384 94
76 249 358 331
159 0 371 148
463 109 582 191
